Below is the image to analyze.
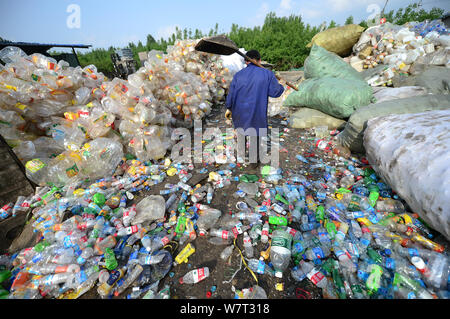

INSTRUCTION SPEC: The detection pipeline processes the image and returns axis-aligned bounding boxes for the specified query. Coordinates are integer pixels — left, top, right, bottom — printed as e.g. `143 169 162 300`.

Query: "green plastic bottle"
366 264 383 295
367 247 382 264
367 185 379 207
93 193 106 207
332 268 347 299
0 269 11 284
268 215 288 226
104 247 118 270
275 194 289 206
325 219 337 240
315 206 325 222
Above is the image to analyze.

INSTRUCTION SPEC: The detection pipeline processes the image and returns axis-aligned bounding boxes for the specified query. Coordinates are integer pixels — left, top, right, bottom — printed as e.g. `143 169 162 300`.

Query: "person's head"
245 49 261 64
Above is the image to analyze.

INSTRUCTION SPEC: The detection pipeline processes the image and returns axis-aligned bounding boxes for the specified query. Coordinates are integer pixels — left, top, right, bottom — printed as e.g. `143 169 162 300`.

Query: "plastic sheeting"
364 109 450 240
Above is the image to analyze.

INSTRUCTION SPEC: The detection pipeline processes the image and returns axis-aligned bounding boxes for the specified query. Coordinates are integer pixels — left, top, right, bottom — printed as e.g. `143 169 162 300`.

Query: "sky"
0 0 448 51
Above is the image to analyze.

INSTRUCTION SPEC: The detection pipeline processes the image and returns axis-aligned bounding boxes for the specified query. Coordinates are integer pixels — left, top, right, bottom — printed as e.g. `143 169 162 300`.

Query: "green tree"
344 15 354 25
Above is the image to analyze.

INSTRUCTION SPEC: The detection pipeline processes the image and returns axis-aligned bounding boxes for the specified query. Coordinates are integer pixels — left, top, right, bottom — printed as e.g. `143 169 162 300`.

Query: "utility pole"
381 0 389 17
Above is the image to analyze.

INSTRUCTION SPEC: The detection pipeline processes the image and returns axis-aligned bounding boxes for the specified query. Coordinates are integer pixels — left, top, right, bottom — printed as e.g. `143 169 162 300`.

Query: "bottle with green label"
275 194 289 206
93 193 106 207
268 215 288 226
325 219 337 240
270 230 292 278
332 268 347 299
367 247 382 264
104 247 118 270
367 185 379 207
366 264 383 295
315 206 325 223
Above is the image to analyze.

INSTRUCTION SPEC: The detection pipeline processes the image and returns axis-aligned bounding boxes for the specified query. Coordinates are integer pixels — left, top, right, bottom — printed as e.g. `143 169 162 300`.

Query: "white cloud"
280 0 293 10
276 0 295 16
326 0 381 12
248 2 270 26
301 8 322 19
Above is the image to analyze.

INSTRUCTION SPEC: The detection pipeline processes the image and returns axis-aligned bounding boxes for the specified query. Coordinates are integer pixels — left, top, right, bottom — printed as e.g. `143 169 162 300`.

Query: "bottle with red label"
261 221 270 244
304 262 328 289
179 267 210 284
209 228 232 240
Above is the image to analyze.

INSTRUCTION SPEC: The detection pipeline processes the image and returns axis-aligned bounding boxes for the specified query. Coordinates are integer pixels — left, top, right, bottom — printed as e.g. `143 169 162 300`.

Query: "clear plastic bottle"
179 267 210 284
97 267 126 298
304 244 331 261
261 221 270 244
196 208 222 236
114 264 143 297
306 264 328 289
291 260 312 282
94 235 117 255
333 241 357 273
270 229 293 278
424 253 449 290
243 231 254 259
220 245 234 261
137 251 166 265
248 257 274 276
209 228 232 240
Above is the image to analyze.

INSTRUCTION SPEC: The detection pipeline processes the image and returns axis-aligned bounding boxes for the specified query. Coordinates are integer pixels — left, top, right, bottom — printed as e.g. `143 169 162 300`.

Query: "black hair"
246 49 261 61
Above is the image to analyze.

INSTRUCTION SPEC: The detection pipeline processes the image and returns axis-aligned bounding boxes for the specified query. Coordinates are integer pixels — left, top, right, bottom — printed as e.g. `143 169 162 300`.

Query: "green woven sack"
306 24 365 57
304 45 364 81
283 77 374 119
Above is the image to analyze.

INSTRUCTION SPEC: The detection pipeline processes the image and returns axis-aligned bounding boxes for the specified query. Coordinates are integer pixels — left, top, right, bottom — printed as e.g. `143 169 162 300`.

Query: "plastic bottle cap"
411 256 426 270
179 277 184 284
275 271 283 278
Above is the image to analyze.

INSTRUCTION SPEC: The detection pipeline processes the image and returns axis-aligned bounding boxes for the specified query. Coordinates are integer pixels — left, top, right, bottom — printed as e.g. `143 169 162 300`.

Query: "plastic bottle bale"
337 94 450 153
392 66 450 95
289 107 346 129
363 109 450 240
304 45 364 81
306 24 365 57
283 77 374 119
372 86 428 104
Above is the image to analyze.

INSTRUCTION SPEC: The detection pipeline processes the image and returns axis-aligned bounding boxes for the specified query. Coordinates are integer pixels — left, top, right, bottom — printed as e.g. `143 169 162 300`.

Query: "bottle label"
312 247 325 259
308 270 324 285
347 243 359 257
334 248 345 258
348 195 362 211
26 159 46 173
161 236 170 246
293 242 304 254
360 237 370 247
272 237 291 250
257 261 265 274
384 258 395 270
232 223 243 237
408 248 419 257
407 292 416 299
192 268 207 283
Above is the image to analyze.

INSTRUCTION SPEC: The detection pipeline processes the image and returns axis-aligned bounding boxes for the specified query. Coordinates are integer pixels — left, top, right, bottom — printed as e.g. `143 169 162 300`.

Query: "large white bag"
364 109 450 240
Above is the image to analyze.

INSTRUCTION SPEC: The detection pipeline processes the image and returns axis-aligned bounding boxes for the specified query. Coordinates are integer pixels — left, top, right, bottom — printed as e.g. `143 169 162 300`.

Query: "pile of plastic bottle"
1 122 449 300
351 19 449 86
0 39 234 186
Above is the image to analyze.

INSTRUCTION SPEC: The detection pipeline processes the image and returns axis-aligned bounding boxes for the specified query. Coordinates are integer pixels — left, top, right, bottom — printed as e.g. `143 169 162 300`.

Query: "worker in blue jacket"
225 49 285 169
